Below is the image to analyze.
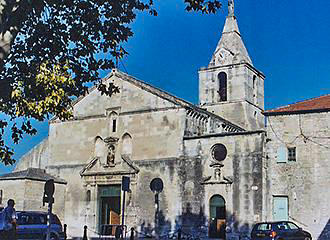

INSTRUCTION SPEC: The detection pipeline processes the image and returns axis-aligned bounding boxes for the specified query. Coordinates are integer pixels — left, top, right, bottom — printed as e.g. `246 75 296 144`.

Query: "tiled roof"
264 94 330 115
0 168 67 184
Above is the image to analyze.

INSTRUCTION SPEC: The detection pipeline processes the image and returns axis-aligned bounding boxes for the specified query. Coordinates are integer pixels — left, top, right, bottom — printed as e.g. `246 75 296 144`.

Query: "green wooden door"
273 196 288 221
209 195 226 239
98 185 121 232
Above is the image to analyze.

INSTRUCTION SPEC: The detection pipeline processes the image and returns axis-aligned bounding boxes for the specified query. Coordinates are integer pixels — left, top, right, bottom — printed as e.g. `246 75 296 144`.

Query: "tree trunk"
0 0 30 72
0 26 17 69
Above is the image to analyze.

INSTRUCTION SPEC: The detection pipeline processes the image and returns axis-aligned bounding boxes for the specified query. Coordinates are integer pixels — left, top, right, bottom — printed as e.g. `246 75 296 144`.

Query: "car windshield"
256 223 272 231
17 213 47 225
287 222 299 230
17 212 61 226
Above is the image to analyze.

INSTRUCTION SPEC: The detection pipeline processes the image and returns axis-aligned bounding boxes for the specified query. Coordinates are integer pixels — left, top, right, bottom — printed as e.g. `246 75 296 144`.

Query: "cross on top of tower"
228 0 234 17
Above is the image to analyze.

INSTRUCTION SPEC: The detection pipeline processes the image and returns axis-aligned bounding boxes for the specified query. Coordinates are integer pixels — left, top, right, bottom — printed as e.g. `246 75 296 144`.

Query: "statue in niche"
214 168 222 181
106 144 116 166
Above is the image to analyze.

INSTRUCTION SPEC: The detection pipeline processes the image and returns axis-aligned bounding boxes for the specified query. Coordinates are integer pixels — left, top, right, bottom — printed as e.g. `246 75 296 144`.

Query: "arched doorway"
209 195 226 239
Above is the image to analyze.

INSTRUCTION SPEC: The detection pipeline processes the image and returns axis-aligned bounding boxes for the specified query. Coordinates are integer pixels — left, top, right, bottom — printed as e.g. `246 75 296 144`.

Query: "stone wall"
0 179 66 221
0 180 26 209
15 139 49 172
265 111 330 240
199 64 265 131
183 131 265 238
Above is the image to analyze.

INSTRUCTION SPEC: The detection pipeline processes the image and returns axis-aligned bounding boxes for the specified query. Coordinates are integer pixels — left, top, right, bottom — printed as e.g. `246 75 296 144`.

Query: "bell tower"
199 0 265 130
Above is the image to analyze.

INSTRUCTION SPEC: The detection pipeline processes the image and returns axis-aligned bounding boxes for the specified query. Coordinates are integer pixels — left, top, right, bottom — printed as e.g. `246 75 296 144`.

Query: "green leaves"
184 0 222 14
0 0 159 164
0 0 223 165
10 62 75 120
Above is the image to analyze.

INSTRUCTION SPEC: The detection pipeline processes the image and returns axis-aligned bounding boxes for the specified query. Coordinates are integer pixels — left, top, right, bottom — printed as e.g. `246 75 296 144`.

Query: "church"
0 1 329 239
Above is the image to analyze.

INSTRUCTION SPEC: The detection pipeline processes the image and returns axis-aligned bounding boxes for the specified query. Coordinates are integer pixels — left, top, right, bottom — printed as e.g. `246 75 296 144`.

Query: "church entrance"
209 195 226 239
98 185 121 233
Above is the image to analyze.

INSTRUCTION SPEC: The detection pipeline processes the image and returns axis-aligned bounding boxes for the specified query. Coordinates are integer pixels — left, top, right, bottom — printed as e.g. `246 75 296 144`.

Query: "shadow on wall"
139 210 171 238
318 219 330 240
138 202 252 239
174 203 207 237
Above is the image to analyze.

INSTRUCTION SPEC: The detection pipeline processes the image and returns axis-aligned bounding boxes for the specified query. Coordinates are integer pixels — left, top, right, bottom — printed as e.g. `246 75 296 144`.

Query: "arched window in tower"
218 72 227 102
122 133 132 157
253 75 258 104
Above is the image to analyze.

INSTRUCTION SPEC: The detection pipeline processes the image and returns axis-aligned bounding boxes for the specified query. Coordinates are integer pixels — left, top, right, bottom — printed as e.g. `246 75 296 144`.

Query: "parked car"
0 210 65 240
251 221 312 240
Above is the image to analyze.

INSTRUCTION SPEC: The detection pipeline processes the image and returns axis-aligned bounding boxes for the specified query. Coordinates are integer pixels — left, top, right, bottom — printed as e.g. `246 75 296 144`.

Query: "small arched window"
86 190 91 202
122 133 132 156
218 72 227 102
253 75 258 104
108 111 118 133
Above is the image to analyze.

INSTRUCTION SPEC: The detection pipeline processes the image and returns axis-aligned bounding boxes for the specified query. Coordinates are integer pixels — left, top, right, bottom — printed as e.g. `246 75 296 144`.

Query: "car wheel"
50 234 59 240
43 234 59 240
304 238 311 240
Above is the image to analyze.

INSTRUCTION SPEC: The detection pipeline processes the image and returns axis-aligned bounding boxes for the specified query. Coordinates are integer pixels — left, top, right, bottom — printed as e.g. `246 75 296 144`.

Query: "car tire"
304 238 311 240
43 234 59 240
51 235 59 240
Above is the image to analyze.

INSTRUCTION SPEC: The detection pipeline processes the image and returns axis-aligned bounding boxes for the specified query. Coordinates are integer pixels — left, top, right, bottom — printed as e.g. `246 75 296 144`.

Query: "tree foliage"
0 0 222 165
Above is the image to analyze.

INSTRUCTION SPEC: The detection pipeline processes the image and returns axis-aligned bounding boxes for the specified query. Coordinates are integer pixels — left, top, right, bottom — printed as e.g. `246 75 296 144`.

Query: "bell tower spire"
198 0 265 131
228 0 234 17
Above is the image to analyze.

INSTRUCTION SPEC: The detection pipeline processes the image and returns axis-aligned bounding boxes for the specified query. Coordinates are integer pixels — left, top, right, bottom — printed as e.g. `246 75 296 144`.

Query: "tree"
0 0 222 165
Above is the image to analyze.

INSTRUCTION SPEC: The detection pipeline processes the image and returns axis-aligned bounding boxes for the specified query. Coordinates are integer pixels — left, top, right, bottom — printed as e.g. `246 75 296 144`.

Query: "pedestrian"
3 199 17 240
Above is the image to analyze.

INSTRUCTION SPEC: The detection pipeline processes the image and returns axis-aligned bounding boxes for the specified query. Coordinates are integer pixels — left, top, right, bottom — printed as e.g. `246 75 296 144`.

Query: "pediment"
68 69 190 120
201 175 233 185
200 161 233 185
80 155 139 177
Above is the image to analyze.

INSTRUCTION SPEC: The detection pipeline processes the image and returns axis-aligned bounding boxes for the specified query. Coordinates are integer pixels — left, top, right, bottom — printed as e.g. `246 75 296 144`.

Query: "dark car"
0 210 65 240
251 221 312 240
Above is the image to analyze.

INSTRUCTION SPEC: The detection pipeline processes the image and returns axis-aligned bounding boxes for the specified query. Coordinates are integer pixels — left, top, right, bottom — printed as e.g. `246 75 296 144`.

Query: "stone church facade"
0 2 329 240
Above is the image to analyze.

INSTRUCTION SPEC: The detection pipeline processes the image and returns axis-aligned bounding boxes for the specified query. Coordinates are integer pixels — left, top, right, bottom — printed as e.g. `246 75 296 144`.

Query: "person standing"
3 199 17 240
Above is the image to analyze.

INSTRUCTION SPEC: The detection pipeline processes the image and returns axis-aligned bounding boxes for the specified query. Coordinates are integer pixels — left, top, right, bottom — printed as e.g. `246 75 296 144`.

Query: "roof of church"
112 70 245 131
209 14 252 67
264 94 330 115
0 168 67 184
62 69 244 131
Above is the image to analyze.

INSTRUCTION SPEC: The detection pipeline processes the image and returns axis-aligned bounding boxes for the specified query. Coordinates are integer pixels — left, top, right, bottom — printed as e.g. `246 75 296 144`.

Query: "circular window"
211 144 227 161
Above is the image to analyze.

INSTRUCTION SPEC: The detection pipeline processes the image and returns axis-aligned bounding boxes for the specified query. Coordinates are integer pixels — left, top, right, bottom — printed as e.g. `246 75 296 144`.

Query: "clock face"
211 144 227 161
216 48 232 65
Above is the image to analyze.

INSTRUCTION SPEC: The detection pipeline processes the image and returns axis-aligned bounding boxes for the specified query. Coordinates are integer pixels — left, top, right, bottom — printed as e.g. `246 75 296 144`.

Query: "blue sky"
1 0 330 174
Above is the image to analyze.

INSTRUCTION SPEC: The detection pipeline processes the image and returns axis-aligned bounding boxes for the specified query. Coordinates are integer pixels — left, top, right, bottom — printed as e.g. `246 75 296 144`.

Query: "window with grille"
288 147 296 161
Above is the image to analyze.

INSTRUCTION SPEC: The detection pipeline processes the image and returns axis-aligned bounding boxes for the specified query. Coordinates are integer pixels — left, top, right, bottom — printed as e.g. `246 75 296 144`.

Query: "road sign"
122 176 130 191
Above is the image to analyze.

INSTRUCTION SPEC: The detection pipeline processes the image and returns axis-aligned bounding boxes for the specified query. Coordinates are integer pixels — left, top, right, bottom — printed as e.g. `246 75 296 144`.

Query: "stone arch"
122 133 132 156
94 136 106 159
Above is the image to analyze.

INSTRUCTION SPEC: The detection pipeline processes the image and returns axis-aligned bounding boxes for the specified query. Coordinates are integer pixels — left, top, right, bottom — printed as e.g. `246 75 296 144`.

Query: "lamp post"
43 179 55 240
150 178 164 239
